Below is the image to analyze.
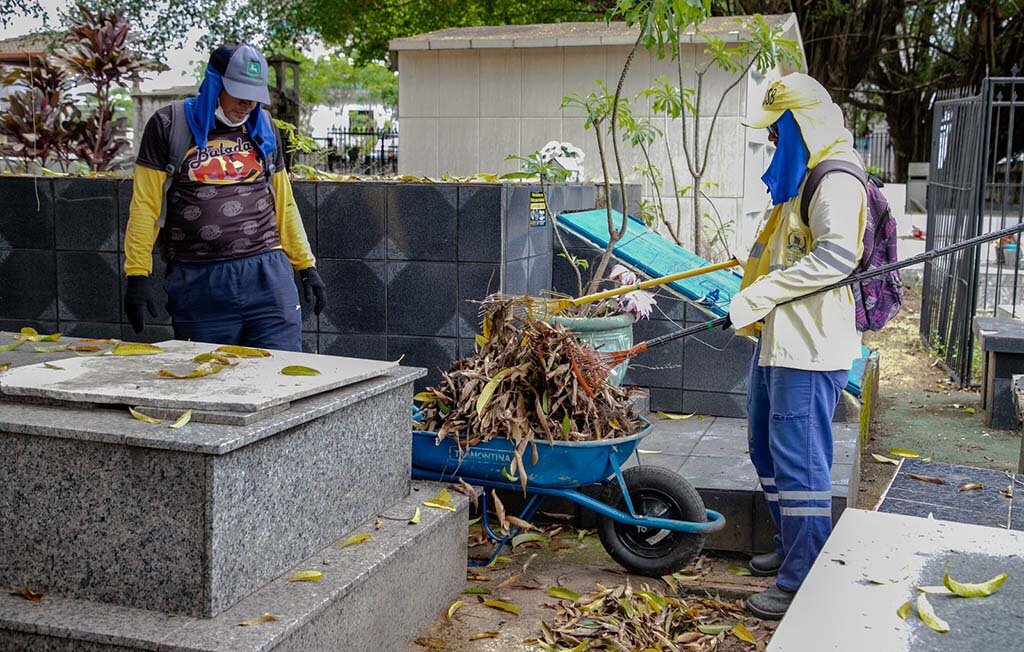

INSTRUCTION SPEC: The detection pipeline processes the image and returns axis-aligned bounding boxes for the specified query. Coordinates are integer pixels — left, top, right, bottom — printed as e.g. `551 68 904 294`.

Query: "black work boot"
746 584 796 620
749 550 784 576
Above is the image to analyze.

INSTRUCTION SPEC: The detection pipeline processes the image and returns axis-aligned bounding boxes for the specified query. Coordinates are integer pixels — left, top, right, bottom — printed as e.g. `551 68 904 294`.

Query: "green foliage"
612 0 712 57
503 151 572 182
276 49 397 110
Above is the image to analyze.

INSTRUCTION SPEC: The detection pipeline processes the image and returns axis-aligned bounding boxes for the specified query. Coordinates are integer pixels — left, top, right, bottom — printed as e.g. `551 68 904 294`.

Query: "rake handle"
568 258 739 309
638 221 1024 350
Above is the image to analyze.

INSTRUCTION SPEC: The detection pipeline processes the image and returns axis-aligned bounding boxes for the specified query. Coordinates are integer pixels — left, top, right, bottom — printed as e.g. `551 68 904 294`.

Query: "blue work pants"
747 345 847 591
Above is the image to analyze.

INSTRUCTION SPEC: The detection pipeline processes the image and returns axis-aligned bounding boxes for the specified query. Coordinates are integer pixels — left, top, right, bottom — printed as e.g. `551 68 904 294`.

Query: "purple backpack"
800 160 904 332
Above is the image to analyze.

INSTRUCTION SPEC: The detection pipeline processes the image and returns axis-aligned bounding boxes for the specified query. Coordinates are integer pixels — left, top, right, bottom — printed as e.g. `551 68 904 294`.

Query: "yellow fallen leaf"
511 532 546 548
280 365 320 376
412 391 436 404
463 586 491 595
112 343 163 356
888 448 920 459
409 507 421 525
19 327 38 338
727 565 752 576
0 340 26 351
943 570 1008 597
214 345 270 358
662 575 679 593
193 352 234 365
158 362 225 379
0 363 11 373
129 407 161 425
169 410 192 429
957 482 984 493
446 599 466 620
476 368 512 414
288 570 323 582
696 624 731 635
871 453 900 466
897 601 911 620
18 328 61 342
482 599 519 616
422 499 456 512
340 533 372 549
43 362 64 370
238 613 280 626
547 587 581 601
656 411 696 420
506 516 534 530
916 594 950 632
731 622 756 644
916 585 953 595
34 344 69 352
469 631 499 641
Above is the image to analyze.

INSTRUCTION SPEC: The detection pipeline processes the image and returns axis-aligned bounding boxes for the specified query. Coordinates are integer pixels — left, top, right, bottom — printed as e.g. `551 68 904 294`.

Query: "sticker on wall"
529 191 548 227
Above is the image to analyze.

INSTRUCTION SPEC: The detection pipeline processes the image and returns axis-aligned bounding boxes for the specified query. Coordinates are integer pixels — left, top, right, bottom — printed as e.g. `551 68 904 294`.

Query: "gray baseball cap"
210 44 271 106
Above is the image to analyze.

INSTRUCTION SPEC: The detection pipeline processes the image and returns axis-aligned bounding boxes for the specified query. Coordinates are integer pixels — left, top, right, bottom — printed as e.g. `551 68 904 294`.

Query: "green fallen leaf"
169 410 192 429
696 624 731 635
129 407 161 425
916 594 950 633
888 448 920 459
547 587 581 601
943 570 1008 598
412 391 436 404
501 466 519 482
462 586 491 595
561 413 571 435
897 601 911 620
281 365 320 376
963 406 975 414
727 565 752 576
916 585 953 595
193 352 234 365
288 570 323 582
340 533 372 549
476 368 511 414
447 599 466 620
486 556 512 567
112 343 163 356
33 344 69 353
731 622 756 644
482 599 519 616
871 453 900 466
409 507 421 525
511 532 547 548
0 340 26 351
214 345 270 358
238 613 280 626
657 411 696 420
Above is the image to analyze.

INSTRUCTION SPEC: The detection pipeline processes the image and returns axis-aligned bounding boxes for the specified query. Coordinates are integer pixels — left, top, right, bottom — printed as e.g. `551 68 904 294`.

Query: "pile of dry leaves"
414 301 639 452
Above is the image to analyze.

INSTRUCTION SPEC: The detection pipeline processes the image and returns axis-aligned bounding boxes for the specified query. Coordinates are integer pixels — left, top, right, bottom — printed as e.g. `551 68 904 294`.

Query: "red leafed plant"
0 57 81 169
56 2 158 171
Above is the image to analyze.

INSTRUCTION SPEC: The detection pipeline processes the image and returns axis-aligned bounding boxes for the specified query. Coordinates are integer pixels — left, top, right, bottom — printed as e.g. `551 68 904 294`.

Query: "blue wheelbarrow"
411 415 726 576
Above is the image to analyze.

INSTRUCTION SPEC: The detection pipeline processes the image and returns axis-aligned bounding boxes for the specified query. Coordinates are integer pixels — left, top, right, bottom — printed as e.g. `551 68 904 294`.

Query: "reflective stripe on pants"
747 343 847 591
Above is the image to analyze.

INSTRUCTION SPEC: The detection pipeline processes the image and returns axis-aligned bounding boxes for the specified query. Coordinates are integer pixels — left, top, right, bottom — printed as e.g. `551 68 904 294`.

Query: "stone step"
0 482 469 652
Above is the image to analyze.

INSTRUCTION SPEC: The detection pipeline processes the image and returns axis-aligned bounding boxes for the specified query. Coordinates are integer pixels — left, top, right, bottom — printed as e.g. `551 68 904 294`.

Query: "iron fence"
856 127 897 183
921 70 1024 385
297 128 398 175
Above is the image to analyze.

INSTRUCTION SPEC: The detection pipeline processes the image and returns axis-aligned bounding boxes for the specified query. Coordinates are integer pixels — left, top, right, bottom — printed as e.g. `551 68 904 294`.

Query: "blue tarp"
557 209 869 397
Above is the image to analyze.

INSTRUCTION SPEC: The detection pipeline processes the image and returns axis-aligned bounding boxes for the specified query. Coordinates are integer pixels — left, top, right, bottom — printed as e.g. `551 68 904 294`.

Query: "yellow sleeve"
272 170 315 271
124 165 166 277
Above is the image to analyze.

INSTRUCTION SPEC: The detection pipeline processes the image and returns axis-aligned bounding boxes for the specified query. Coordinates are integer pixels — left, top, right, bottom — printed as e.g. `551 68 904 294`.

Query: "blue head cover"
761 110 810 206
183 66 277 164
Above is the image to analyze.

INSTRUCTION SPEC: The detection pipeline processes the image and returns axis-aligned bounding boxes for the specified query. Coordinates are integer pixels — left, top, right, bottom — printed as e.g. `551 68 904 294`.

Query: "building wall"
396 44 790 254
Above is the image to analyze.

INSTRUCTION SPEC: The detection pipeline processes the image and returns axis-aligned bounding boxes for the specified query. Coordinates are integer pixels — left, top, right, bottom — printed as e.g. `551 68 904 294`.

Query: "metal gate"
921 71 1024 385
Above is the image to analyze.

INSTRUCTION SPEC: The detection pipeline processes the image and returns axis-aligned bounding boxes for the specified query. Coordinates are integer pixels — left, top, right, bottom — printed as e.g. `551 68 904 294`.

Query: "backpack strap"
158 100 192 228
799 160 868 226
260 107 279 206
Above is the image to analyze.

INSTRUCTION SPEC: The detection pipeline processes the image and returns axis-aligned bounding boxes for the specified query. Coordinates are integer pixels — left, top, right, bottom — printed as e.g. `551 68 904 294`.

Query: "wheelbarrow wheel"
597 466 706 577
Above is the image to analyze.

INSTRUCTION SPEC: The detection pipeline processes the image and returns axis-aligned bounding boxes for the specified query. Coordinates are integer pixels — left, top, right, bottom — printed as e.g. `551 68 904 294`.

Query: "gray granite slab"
0 367 424 455
767 509 1024 652
975 316 1024 353
0 483 469 652
0 339 397 413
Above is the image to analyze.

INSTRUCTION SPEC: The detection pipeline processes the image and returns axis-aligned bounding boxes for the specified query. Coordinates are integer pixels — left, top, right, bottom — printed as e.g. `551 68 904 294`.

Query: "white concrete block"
696 116 745 198
479 118 520 174
698 54 748 118
479 49 522 117
605 45 652 116
396 117 438 176
397 51 439 118
437 50 479 118
438 117 479 176
521 48 564 117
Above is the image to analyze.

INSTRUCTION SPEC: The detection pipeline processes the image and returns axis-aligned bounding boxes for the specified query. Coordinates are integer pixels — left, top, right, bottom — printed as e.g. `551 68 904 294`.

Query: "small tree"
0 57 81 170
57 3 157 171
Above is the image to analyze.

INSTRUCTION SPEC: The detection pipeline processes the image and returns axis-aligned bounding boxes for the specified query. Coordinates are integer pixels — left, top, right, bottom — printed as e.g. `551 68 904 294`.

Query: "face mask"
215 102 248 127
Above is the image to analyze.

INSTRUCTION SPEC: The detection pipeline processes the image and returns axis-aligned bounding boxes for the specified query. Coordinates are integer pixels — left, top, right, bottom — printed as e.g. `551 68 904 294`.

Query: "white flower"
609 264 656 320
609 264 639 286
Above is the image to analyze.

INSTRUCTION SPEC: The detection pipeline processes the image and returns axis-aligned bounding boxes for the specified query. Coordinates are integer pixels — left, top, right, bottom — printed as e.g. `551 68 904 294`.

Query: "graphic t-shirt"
136 106 284 262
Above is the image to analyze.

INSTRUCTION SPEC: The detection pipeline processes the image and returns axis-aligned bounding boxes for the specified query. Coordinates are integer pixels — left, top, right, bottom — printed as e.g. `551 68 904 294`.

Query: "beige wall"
397 45 789 252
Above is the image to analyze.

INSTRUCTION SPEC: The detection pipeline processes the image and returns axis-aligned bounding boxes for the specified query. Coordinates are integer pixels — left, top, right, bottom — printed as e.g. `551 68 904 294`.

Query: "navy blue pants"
165 250 302 352
747 344 847 591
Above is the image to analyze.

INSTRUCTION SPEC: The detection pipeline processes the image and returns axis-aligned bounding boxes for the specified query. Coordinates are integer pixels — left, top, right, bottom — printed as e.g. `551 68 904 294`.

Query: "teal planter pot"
551 312 635 386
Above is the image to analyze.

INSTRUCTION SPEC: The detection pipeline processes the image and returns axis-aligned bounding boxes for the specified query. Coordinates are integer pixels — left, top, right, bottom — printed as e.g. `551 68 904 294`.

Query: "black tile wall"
319 333 387 361
387 184 457 261
649 388 683 413
57 252 121 323
0 177 54 250
458 263 500 337
120 323 174 344
387 335 458 390
0 319 57 335
116 177 132 249
318 183 386 259
291 181 318 255
0 249 57 320
503 185 532 261
527 253 552 296
58 321 123 339
318 260 386 334
623 318 684 389
504 258 530 296
387 261 458 337
681 326 754 393
54 178 118 252
681 390 747 418
457 185 502 263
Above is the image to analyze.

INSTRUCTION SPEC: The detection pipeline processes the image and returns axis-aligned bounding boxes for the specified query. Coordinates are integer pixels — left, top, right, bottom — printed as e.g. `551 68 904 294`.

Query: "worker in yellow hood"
730 73 867 619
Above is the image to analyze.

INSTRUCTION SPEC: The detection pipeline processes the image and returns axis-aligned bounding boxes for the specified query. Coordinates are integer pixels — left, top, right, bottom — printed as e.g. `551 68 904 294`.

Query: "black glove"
125 275 157 334
300 267 326 315
721 314 733 330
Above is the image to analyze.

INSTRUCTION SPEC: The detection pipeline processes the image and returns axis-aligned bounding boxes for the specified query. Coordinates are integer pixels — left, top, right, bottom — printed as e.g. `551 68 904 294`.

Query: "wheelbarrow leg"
469 493 546 568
